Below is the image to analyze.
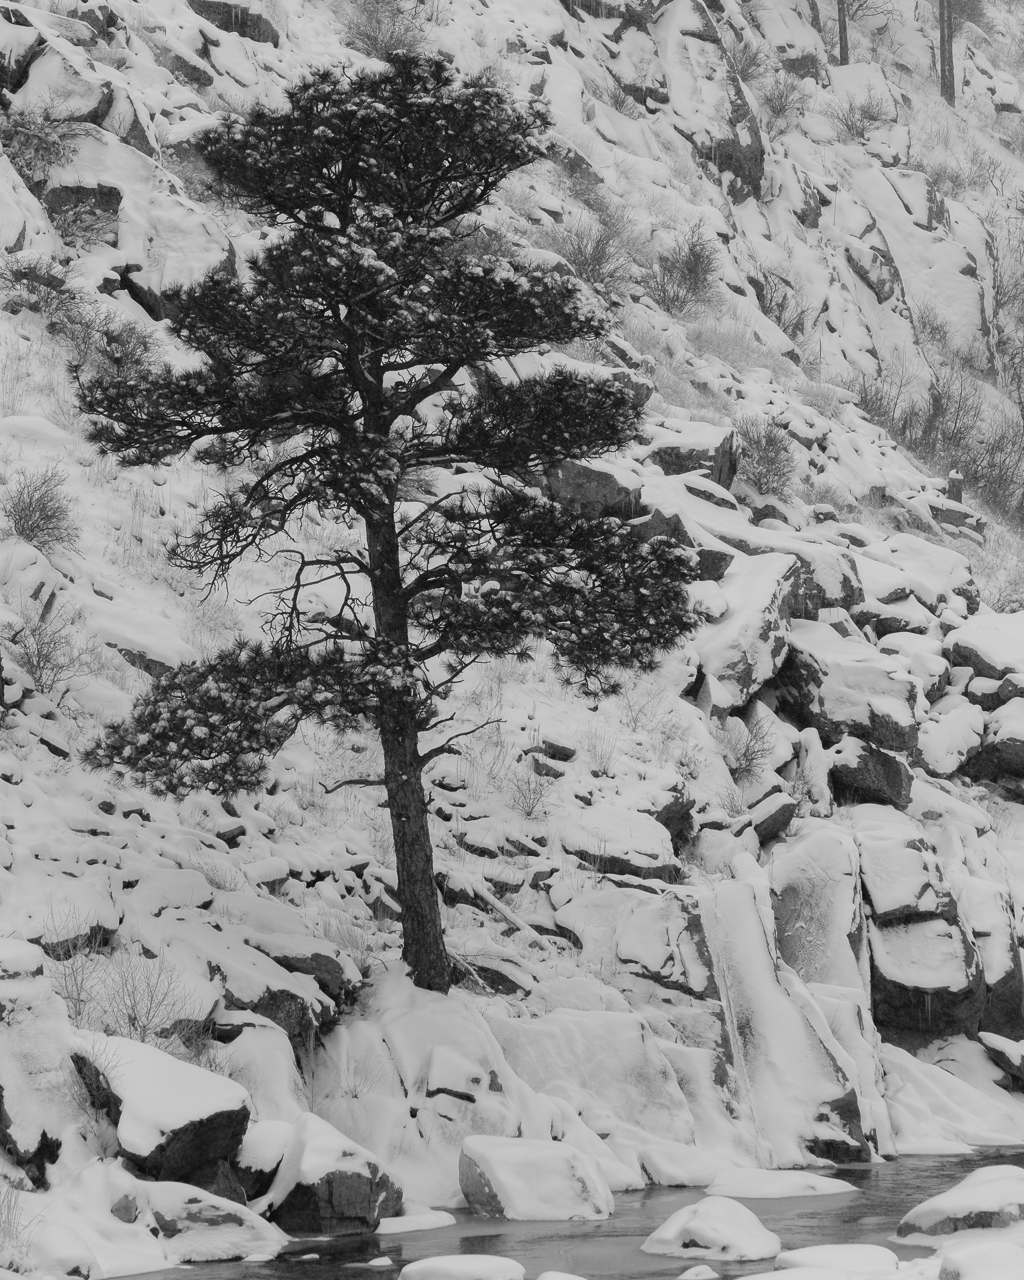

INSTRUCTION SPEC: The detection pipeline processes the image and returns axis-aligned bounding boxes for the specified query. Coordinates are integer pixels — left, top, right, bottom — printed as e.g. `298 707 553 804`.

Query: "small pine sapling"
78 56 701 992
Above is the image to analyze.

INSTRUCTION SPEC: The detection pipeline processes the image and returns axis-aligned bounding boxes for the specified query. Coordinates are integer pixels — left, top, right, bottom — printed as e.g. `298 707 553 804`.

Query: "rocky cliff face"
0 0 1022 1267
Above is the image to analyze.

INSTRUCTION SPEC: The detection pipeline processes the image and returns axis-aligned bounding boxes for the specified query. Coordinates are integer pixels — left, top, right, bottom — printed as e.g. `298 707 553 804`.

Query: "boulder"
399 1260 525 1280
640 1196 781 1260
962 700 1024 780
965 673 1024 711
945 613 1024 681
187 0 283 44
979 1032 1024 1090
960 880 1024 1040
878 633 950 702
853 810 954 926
691 552 797 710
869 917 986 1039
853 591 936 637
917 695 984 777
70 1034 251 1184
645 419 739 489
233 1119 293 1199
748 791 798 842
897 1165 1024 1236
828 736 913 808
775 1244 900 1270
458 1135 612 1221
249 1112 402 1234
544 458 640 520
862 533 978 614
705 1169 856 1197
772 619 924 752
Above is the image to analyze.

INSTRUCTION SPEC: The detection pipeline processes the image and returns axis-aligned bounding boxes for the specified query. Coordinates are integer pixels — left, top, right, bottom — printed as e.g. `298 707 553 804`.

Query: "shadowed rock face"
869 917 987 1041
187 0 281 45
268 1164 403 1234
829 738 913 809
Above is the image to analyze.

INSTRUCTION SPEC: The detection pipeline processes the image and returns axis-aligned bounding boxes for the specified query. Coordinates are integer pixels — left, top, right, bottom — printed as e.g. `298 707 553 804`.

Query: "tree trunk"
378 690 451 992
939 0 955 106
365 512 451 993
837 0 849 66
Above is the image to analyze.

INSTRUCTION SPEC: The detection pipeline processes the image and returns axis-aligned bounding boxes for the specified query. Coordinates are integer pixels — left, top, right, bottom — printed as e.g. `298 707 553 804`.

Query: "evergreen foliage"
78 55 701 991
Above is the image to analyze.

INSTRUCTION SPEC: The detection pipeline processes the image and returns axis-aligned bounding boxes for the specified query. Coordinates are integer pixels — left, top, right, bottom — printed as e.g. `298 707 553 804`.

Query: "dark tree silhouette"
78 56 701 992
939 0 955 105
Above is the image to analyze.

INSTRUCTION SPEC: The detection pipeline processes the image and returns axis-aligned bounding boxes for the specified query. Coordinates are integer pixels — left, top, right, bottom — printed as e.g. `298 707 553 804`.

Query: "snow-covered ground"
0 0 1023 1274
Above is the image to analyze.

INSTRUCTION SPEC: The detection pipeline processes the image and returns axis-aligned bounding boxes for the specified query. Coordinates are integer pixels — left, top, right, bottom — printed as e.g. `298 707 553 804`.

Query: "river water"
186 1149 1024 1280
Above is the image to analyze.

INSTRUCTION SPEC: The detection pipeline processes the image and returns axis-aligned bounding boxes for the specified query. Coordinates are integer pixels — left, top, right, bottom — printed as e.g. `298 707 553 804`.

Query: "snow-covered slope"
0 0 1024 1271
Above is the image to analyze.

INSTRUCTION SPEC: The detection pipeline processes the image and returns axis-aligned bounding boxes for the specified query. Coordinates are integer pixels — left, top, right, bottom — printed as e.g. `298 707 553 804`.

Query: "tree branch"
320 776 386 794
418 718 501 766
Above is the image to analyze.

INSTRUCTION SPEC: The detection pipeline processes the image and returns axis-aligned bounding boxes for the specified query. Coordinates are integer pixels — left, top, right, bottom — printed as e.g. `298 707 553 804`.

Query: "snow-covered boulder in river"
898 1164 1024 1236
248 1111 402 1234
641 1195 782 1260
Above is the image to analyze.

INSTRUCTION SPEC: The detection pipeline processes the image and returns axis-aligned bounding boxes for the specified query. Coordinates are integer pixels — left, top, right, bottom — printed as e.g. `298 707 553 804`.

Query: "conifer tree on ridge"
79 55 701 992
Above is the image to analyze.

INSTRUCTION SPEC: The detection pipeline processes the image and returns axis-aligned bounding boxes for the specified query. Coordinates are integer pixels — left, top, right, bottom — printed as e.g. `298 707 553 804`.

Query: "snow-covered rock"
249 1112 402 1234
828 736 912 808
898 1165 1024 1235
458 1135 612 1221
399 1259 525 1280
70 1031 251 1189
945 614 1024 682
705 1169 857 1198
936 1239 1024 1279
774 1242 899 1270
773 619 924 753
640 1195 781 1259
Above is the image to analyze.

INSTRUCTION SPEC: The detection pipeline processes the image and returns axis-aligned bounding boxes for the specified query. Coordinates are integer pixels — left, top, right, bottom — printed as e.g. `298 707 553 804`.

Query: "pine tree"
78 56 701 992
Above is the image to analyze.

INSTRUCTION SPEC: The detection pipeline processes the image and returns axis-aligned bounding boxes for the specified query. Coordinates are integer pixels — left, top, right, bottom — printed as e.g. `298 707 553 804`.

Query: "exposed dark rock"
829 738 913 809
650 429 739 489
870 918 986 1040
749 791 798 842
126 1108 251 1183
188 1158 248 1204
187 0 281 44
459 1149 504 1217
269 1164 403 1235
981 951 1024 1043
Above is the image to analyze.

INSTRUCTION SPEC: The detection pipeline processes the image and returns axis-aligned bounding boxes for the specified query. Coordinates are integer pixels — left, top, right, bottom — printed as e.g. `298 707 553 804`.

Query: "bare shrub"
343 0 426 59
826 88 893 142
541 208 638 294
752 267 815 341
2 593 104 701
735 415 796 498
0 254 83 331
509 762 555 817
638 222 720 317
319 908 381 978
913 298 951 348
49 191 119 250
723 36 770 82
0 467 79 553
951 0 988 34
0 1179 25 1271
597 78 645 120
842 345 927 440
847 0 896 19
758 72 811 140
97 949 211 1052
